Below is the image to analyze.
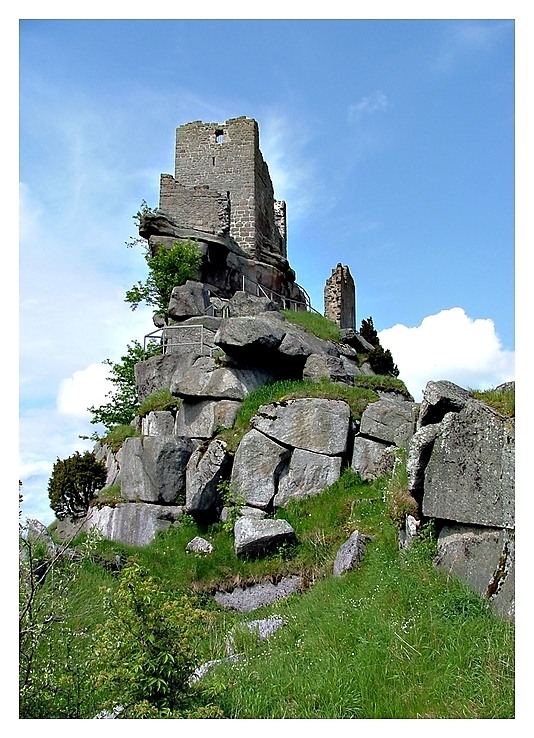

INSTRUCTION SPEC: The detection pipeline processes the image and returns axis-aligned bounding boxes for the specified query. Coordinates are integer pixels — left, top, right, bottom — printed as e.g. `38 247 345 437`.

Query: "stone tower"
160 116 286 263
324 264 356 329
139 116 307 309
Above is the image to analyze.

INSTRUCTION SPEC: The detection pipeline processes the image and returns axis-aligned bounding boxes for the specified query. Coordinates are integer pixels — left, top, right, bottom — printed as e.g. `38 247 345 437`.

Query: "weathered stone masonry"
141 116 358 320
163 116 286 263
141 116 303 309
324 263 356 330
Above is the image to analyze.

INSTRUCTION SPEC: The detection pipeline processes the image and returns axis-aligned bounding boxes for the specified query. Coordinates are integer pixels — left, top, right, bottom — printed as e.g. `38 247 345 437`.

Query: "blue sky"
17 14 519 526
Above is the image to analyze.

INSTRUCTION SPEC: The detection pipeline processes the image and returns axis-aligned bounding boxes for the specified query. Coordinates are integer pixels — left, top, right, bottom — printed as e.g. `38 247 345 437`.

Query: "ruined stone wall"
274 200 287 254
159 175 230 237
324 264 356 329
167 117 285 261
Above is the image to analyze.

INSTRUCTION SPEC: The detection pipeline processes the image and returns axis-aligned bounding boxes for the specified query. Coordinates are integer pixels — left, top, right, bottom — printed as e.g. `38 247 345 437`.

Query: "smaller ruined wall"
324 264 356 329
159 175 230 237
274 200 287 256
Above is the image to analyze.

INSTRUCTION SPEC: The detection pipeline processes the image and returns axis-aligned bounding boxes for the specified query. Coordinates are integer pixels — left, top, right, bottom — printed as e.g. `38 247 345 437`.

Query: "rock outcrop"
406 380 515 620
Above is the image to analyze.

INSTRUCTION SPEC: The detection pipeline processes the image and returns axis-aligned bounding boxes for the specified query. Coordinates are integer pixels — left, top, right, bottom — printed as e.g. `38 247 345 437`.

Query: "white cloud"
349 91 389 122
379 307 514 402
57 363 113 417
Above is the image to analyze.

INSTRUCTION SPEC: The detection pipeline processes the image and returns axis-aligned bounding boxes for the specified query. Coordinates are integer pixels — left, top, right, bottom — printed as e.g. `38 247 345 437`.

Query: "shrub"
125 238 202 315
91 561 223 718
88 340 160 434
367 344 399 377
359 316 399 377
359 316 380 346
48 451 107 519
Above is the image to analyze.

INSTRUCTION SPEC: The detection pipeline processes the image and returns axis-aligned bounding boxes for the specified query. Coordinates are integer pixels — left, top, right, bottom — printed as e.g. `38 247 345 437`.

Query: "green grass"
137 387 180 417
89 483 122 509
204 543 514 718
281 309 341 342
219 378 379 451
69 468 513 718
101 423 139 452
353 373 412 398
25 460 514 718
471 386 515 417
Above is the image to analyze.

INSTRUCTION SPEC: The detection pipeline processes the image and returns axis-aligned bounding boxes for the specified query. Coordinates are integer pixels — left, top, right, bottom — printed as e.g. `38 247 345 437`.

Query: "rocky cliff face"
408 380 515 620
55 289 514 621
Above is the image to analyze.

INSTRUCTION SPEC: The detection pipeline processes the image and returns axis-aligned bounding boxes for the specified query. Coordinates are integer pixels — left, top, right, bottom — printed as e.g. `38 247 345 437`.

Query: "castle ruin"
139 116 306 309
138 116 356 325
324 263 356 330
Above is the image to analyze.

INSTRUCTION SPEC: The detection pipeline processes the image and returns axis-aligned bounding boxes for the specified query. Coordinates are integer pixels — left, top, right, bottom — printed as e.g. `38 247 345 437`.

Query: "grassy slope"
54 365 515 719
69 467 514 719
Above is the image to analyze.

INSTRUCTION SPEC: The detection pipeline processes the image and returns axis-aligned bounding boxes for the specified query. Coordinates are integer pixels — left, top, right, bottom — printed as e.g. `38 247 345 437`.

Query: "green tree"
125 239 202 315
48 451 107 519
91 561 223 718
359 316 380 347
88 340 159 433
368 344 400 377
359 316 399 377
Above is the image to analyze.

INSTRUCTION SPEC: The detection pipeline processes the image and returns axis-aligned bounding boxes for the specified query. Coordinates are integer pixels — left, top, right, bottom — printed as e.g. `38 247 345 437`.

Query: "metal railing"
144 323 217 355
239 274 321 315
143 276 322 355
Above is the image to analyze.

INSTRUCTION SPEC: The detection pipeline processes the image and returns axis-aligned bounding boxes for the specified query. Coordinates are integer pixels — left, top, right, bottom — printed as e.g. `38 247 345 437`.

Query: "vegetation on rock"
125 236 202 315
99 423 139 453
281 309 341 342
471 386 515 417
137 387 181 418
218 378 379 452
353 374 411 398
20 462 514 718
87 340 160 435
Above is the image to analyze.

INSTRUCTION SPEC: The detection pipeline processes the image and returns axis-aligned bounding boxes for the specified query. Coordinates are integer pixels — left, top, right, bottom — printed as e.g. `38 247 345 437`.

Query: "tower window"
215 129 225 143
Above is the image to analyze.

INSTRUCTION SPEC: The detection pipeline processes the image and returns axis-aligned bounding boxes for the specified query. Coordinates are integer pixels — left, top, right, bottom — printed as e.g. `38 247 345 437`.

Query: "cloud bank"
379 307 514 402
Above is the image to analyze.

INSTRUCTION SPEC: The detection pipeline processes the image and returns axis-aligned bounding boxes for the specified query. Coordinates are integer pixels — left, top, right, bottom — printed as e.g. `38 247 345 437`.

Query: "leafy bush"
92 560 223 718
48 451 107 519
88 340 160 434
125 239 202 314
